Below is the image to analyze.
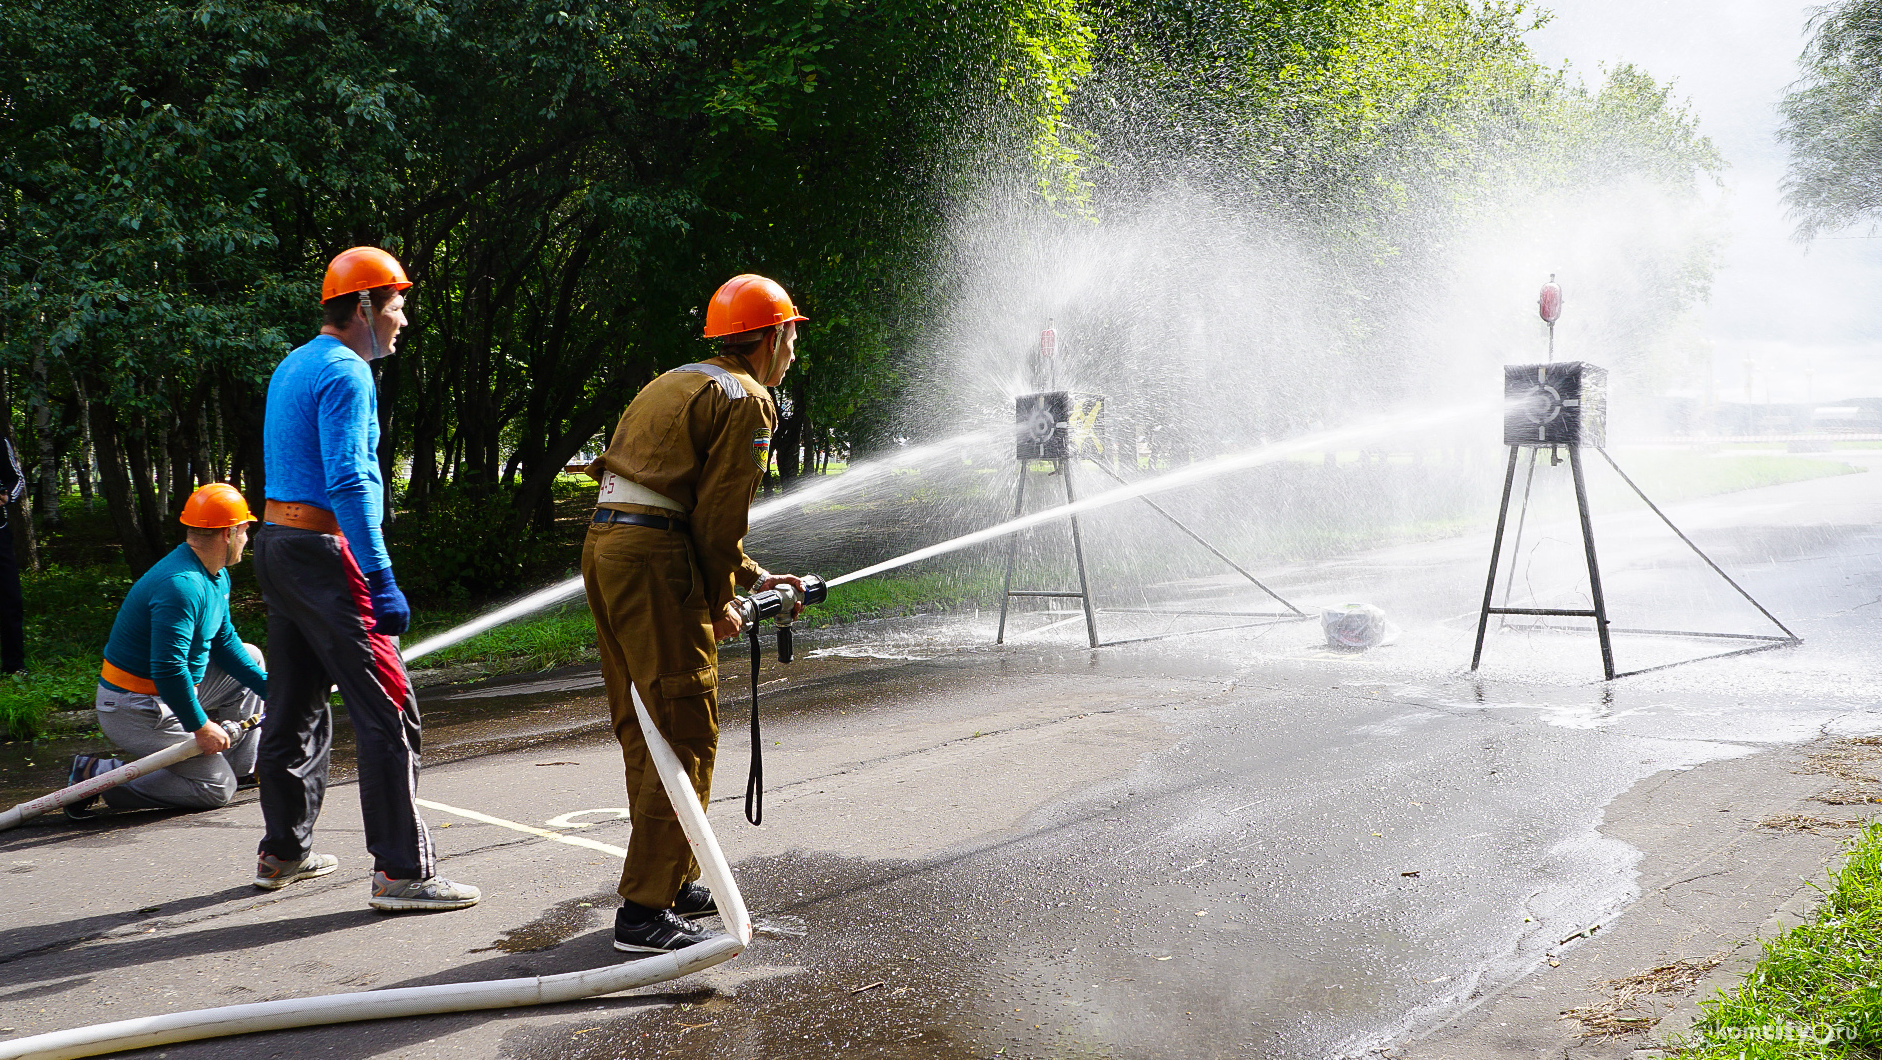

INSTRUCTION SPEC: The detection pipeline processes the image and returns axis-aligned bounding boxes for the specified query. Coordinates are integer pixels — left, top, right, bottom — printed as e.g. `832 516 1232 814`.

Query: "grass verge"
404 571 1004 686
1612 452 1861 506
1671 820 1882 1056
0 451 1860 734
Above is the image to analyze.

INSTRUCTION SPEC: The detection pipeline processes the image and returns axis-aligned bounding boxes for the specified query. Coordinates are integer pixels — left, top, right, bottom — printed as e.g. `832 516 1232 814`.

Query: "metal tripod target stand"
1470 362 1800 680
996 391 1309 649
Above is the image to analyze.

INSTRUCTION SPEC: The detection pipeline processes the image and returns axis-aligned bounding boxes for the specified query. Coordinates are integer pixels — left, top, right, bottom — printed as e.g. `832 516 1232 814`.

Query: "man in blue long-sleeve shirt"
65 483 268 817
251 246 478 910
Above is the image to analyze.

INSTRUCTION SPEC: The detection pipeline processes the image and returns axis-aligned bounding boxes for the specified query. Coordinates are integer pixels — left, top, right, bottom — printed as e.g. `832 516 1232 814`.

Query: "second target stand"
1471 361 1798 680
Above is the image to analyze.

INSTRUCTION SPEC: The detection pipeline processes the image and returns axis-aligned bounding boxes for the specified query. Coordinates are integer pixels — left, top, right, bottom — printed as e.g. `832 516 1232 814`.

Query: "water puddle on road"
477 892 613 954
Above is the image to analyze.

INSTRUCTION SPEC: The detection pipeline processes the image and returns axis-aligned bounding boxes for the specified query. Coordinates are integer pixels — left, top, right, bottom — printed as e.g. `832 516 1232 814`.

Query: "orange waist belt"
265 500 342 534
100 659 159 696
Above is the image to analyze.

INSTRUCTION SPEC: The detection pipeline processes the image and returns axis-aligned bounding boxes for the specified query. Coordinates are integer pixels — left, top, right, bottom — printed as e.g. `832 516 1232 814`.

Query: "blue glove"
363 567 411 636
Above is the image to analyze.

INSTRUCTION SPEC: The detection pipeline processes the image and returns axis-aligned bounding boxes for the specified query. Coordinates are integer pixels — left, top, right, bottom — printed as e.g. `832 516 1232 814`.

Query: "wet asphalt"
2 450 1880 1059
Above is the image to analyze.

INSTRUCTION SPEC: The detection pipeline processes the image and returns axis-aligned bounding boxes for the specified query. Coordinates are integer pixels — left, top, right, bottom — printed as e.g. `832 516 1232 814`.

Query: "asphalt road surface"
4 449 1880 1059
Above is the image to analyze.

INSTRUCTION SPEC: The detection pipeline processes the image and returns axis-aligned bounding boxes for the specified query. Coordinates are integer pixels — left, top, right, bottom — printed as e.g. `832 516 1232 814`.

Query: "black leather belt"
592 509 689 532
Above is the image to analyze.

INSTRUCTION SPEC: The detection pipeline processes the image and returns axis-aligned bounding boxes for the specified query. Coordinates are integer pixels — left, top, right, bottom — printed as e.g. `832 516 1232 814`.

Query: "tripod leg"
1087 458 1304 615
1594 447 1799 641
1062 459 1100 648
1497 447 1541 629
1569 446 1616 680
996 466 1028 645
1473 447 1522 672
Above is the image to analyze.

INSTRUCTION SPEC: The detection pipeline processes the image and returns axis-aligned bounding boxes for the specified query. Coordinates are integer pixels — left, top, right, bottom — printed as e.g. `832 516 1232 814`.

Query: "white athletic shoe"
369 871 482 911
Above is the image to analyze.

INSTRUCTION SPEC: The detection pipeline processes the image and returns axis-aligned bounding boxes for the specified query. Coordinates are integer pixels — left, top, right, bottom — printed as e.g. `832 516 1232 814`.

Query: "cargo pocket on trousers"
657 665 719 741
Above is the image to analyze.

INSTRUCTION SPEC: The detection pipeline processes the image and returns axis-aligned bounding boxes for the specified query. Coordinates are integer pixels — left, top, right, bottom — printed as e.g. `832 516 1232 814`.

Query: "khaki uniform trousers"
581 521 720 909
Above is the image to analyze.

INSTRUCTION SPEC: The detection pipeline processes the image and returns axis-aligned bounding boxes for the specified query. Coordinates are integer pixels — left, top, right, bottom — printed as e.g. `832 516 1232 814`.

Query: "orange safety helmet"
179 483 257 529
321 247 412 302
702 274 807 338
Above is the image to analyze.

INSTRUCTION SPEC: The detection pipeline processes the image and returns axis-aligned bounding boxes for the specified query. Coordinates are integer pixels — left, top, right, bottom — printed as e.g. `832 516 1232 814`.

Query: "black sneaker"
63 754 115 821
672 881 719 919
614 905 719 954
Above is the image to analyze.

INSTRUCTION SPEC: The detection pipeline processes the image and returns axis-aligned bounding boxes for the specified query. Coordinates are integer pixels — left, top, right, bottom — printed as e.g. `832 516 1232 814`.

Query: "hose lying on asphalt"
0 714 260 832
0 686 753 1060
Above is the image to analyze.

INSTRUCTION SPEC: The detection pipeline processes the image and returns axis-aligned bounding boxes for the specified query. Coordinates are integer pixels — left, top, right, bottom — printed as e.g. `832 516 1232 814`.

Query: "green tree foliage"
1779 0 1882 240
3 0 1719 602
2 0 1090 589
987 0 1720 439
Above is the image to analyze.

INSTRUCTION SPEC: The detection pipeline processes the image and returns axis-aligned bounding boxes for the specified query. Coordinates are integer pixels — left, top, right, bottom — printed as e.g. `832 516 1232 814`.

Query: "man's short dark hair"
716 324 776 356
185 525 228 542
321 284 399 328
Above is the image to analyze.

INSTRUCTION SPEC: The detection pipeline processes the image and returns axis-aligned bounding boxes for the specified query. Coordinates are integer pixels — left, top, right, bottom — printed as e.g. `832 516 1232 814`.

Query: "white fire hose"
0 715 257 832
0 687 753 1060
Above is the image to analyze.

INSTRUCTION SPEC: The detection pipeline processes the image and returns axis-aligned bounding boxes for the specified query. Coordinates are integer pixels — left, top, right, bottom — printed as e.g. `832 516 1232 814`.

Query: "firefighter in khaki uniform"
582 273 810 954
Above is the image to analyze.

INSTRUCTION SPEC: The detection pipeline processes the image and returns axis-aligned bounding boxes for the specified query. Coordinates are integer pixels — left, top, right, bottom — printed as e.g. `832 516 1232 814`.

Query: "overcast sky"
1528 0 1882 403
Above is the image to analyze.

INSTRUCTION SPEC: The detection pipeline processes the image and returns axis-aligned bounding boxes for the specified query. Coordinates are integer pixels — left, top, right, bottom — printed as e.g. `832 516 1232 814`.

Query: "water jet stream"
827 402 1495 590
399 430 993 663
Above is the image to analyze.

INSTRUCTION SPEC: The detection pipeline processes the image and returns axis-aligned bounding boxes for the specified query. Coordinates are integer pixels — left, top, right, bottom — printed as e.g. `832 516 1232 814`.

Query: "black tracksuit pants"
252 525 434 880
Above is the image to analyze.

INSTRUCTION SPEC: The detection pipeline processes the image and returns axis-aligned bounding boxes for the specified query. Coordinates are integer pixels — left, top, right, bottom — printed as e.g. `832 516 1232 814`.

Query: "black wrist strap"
744 624 763 826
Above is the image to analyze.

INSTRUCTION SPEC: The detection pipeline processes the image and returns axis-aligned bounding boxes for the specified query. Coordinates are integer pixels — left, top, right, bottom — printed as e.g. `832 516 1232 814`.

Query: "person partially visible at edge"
581 273 810 954
250 246 478 911
64 483 267 819
0 436 24 674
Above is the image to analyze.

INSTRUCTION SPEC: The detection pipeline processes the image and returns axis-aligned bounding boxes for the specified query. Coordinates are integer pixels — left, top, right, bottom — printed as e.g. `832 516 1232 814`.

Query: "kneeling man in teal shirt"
66 483 269 818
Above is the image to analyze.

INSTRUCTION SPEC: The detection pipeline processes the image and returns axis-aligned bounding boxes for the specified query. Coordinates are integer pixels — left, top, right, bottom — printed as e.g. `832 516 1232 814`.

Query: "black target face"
1024 405 1056 446
1503 362 1606 447
1515 384 1564 427
1014 390 1083 460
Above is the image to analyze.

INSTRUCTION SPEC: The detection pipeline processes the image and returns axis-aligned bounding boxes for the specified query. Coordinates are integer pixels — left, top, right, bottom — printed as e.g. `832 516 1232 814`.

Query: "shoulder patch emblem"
751 428 773 471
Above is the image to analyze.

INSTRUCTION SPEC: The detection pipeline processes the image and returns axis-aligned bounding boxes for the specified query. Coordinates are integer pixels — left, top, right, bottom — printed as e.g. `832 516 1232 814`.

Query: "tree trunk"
30 342 59 530
775 378 807 482
154 426 171 519
194 390 213 487
75 377 95 509
168 416 194 513
374 356 400 526
220 372 266 502
122 416 170 561
89 402 158 573
506 400 616 536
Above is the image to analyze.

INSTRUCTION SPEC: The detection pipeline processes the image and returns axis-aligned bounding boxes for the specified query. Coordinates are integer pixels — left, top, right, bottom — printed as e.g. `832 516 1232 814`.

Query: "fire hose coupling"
737 574 827 664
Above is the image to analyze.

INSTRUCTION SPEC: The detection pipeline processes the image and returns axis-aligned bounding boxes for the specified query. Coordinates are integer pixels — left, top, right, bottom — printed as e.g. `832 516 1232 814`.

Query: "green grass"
1 564 138 739
811 571 1000 625
0 451 1859 732
1613 453 1861 505
406 604 598 679
1672 820 1882 1057
403 571 1004 684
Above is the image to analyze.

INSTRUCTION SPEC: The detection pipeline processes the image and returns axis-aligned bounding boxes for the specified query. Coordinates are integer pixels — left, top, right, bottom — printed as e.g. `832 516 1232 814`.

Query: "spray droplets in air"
400 430 998 663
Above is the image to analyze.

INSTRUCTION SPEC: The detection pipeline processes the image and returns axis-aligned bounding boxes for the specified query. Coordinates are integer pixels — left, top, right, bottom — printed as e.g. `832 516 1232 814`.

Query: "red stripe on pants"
337 537 413 707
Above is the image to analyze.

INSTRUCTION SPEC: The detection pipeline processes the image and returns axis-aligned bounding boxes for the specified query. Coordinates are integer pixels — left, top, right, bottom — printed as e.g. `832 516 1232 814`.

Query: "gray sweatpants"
95 643 265 811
